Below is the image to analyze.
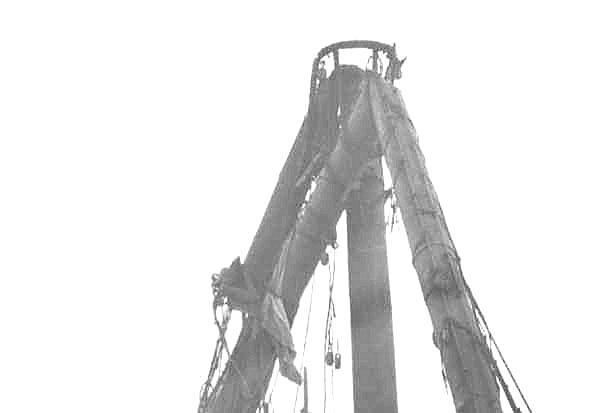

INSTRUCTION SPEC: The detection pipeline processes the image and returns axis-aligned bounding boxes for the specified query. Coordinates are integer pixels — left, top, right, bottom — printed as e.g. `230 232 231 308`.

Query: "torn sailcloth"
211 237 302 385
260 232 302 385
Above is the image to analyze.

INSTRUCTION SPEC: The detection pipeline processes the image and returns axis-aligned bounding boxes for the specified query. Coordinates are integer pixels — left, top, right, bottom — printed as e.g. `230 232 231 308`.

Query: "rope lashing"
411 242 460 267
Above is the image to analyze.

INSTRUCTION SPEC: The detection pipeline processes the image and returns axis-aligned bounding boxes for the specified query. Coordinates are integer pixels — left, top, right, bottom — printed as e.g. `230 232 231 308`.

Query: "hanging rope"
383 187 400 232
323 247 337 413
290 271 317 413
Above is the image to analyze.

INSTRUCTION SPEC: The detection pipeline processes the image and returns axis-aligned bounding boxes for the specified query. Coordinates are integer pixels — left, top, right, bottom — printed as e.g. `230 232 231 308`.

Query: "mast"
368 74 503 413
346 159 398 413
205 70 376 413
241 64 341 297
201 41 523 413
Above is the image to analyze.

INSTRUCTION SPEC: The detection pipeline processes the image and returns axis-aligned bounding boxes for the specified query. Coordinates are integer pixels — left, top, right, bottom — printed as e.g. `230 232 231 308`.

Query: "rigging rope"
198 304 231 412
198 290 256 413
461 274 532 413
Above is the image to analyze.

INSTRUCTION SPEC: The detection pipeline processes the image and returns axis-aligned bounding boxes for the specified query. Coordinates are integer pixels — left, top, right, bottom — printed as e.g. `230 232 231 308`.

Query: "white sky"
1 1 604 412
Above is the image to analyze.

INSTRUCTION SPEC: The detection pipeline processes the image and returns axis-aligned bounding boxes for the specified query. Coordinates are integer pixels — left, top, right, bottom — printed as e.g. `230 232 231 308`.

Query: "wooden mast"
203 43 509 413
346 159 398 413
369 75 503 413
206 70 375 413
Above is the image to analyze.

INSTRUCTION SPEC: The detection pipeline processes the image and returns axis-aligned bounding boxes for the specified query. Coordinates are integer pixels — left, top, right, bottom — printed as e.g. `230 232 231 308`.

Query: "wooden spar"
201 70 338 413
203 66 358 412
368 74 503 413
207 70 377 413
346 159 398 413
241 68 340 295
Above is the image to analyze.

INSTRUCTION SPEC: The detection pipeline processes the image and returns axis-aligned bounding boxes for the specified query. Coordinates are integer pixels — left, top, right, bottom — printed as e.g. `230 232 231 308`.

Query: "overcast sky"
1 1 604 412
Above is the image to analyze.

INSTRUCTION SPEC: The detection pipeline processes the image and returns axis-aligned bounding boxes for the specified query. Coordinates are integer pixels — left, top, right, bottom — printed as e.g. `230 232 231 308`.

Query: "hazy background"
1 1 604 412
